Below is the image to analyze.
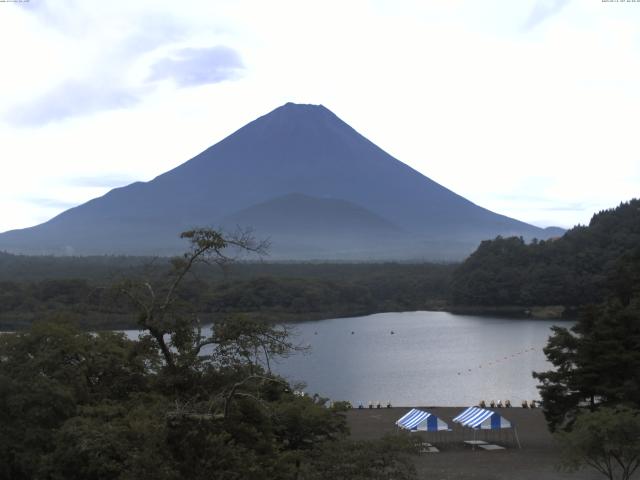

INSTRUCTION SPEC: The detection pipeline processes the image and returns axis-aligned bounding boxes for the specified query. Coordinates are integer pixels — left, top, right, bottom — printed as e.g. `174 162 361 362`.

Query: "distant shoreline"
447 305 579 320
0 305 578 332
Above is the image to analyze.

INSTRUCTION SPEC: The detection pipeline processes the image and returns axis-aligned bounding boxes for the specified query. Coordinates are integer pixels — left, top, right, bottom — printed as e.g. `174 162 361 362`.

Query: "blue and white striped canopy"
452 407 512 430
396 408 450 432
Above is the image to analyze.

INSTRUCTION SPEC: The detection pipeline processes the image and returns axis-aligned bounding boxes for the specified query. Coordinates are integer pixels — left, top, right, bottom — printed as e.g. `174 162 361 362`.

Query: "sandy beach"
346 407 607 480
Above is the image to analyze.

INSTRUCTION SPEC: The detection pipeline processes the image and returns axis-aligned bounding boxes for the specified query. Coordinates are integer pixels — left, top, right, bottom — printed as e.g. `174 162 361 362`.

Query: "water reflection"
272 311 570 407
121 311 570 407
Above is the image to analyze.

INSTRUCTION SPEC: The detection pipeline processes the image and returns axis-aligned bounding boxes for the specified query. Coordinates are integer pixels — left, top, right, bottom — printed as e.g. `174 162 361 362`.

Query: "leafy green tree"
558 407 640 480
272 395 349 451
534 300 640 431
0 321 158 480
118 228 268 370
42 398 178 480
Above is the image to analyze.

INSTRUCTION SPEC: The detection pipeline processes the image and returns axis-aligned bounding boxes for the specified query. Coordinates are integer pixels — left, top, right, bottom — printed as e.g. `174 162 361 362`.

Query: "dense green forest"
451 199 640 311
0 253 453 330
0 252 450 283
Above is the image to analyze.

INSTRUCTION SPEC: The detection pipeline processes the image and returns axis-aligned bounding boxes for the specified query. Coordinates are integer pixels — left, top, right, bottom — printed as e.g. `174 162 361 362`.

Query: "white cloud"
8 80 141 126
148 46 244 87
523 0 571 30
1 0 243 126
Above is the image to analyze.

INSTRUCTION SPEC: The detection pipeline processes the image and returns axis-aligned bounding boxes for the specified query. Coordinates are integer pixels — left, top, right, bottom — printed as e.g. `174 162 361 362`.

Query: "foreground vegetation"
0 320 422 480
534 294 640 480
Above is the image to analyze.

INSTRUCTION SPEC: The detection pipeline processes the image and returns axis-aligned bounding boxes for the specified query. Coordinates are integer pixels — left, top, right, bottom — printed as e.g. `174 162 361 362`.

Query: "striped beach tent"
453 406 521 448
396 408 450 432
452 406 512 430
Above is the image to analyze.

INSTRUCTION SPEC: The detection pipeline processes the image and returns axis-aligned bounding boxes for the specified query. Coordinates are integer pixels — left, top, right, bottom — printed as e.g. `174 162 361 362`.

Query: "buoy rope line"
456 347 539 376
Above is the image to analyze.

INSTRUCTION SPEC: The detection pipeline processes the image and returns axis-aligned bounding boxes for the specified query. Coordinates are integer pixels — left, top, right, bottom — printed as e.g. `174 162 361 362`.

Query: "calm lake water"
123 311 570 407
271 311 569 407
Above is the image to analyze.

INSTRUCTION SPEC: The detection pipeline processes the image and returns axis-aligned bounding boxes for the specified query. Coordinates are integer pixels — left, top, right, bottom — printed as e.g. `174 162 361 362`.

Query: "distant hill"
451 198 640 308
220 193 405 259
0 102 562 259
223 193 401 235
541 226 566 238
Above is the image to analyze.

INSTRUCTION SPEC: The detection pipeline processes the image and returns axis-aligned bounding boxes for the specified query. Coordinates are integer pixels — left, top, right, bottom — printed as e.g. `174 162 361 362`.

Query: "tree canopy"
533 299 640 431
451 199 640 309
558 407 640 480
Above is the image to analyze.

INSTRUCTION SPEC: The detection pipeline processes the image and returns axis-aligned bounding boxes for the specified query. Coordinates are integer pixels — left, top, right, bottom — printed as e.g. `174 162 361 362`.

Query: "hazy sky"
1 0 639 233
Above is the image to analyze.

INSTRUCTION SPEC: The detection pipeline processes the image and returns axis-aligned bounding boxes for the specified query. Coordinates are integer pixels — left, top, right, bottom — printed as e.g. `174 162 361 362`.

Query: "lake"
122 311 569 407
271 311 569 407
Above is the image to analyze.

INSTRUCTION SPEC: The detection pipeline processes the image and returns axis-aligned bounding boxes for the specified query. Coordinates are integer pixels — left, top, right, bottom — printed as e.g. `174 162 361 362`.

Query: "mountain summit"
0 103 561 259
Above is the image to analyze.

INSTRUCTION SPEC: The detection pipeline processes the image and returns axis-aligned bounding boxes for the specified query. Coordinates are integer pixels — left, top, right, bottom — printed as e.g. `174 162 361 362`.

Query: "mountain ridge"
0 102 563 259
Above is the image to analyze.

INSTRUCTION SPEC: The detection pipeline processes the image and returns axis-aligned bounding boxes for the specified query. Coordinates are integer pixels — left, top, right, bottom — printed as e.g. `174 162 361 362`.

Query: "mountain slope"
0 102 560 258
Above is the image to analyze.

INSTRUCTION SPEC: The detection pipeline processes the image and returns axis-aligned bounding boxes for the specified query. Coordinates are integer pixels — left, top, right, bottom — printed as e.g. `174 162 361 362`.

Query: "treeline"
451 199 640 309
0 262 454 330
0 251 451 283
0 252 151 282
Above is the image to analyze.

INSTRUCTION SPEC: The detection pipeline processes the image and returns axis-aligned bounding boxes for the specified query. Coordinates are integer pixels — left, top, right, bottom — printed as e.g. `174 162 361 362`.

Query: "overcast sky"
1 0 639 233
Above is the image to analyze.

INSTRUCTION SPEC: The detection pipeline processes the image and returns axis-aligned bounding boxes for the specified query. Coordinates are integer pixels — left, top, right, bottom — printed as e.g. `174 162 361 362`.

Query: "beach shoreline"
346 407 603 480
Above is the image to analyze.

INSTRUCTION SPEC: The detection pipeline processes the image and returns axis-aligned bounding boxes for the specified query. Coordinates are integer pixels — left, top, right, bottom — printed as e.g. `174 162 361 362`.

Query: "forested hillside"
451 199 640 309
